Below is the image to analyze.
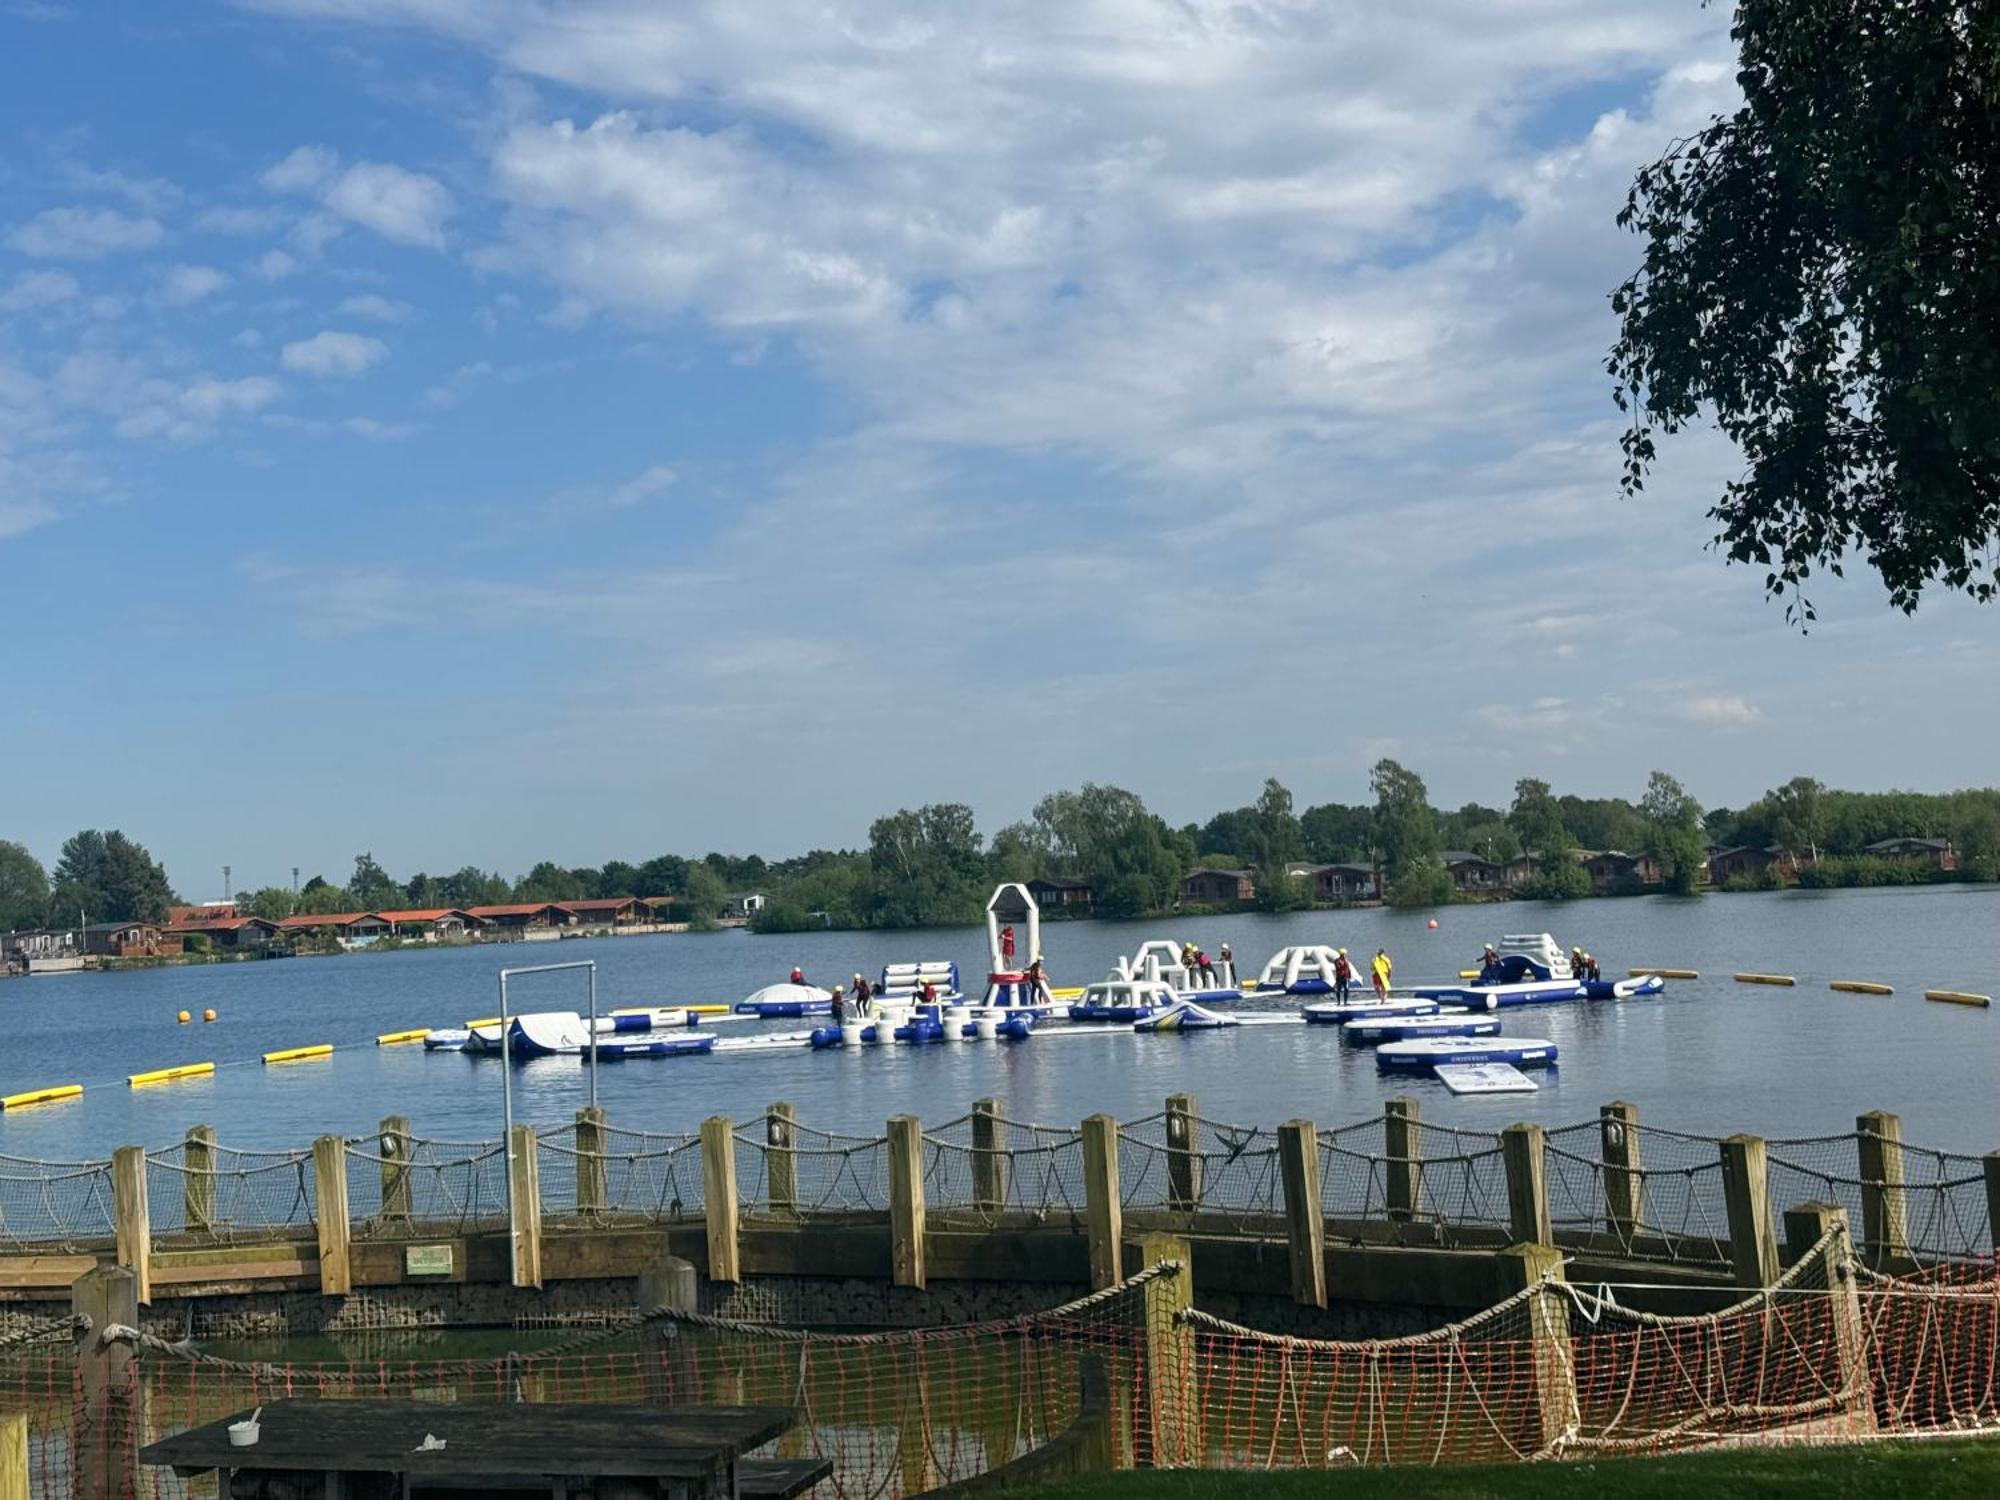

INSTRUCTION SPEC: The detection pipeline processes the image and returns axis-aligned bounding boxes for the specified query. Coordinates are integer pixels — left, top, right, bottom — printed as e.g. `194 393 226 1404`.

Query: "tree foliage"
1609 1 2000 618
1639 770 1708 896
0 840 50 931
1300 802 1373 864
1033 783 1187 919
1371 759 1452 908
865 803 986 929
49 830 175 924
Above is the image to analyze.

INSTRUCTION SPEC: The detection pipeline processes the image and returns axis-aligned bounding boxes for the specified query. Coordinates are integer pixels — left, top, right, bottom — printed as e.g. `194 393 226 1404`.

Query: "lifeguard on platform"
983 883 1056 1011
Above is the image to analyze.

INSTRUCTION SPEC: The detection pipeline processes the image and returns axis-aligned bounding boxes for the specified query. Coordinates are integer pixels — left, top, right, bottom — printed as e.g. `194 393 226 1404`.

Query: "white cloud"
336 292 410 322
323 161 454 247
343 415 422 441
0 269 81 311
156 263 230 305
63 164 181 215
253 248 298 280
261 145 340 194
1681 694 1764 727
280 329 389 376
5 205 164 259
194 204 287 236
262 145 454 248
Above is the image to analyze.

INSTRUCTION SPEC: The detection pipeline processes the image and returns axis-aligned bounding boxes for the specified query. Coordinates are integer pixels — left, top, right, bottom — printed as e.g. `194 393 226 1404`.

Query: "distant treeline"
3 768 1995 936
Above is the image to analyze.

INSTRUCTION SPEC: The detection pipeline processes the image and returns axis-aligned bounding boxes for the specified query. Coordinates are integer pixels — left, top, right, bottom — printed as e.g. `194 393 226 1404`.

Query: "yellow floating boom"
1734 972 1797 987
1830 980 1893 996
263 1044 333 1064
686 1004 729 1015
0 1084 82 1110
375 1028 429 1046
1632 967 1699 980
128 1062 215 1087
463 1017 500 1029
1925 990 1991 1009
1050 986 1084 1001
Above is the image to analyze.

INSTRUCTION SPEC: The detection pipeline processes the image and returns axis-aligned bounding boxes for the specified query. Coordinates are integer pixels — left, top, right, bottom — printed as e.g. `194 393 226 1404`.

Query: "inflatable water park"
409 895 1666 1096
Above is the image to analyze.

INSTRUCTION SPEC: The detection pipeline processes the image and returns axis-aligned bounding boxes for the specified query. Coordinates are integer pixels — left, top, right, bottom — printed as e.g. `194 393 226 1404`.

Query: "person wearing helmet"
829 985 847 1023
1480 944 1503 984
1331 948 1354 1001
1371 947 1393 1000
854 974 873 1016
790 965 805 985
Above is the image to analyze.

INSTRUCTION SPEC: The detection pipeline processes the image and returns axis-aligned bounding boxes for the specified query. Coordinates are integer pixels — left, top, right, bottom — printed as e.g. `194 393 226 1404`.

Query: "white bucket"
228 1419 260 1448
840 1022 865 1048
974 1013 998 1041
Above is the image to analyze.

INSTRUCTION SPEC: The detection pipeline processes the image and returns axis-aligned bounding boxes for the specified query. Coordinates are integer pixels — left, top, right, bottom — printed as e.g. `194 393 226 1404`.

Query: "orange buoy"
202 1008 217 1022
1427 918 1439 930
177 1010 191 1024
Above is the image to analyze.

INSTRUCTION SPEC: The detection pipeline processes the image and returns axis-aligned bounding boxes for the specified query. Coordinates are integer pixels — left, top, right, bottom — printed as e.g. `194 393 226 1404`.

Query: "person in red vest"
1001 924 1016 964
1332 949 1354 1001
790 965 805 985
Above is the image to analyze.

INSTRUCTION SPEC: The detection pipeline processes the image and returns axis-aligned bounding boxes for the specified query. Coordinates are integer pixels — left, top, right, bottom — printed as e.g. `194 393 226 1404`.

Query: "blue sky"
2 1 1994 898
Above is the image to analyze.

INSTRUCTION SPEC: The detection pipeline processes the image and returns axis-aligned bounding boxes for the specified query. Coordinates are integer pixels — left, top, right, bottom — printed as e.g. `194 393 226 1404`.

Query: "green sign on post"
405 1244 455 1277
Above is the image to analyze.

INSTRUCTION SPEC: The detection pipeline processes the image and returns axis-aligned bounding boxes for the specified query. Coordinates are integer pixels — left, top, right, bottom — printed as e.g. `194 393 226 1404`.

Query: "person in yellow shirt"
1371 947 1393 999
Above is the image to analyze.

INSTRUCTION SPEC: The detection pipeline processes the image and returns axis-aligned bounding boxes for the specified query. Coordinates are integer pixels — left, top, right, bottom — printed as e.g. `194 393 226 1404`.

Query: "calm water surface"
1 886 1995 1158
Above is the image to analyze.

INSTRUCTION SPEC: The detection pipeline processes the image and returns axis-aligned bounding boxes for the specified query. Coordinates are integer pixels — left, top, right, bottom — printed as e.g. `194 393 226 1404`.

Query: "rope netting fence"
1168 1232 2000 1469
0 1111 1991 1267
6 1246 1997 1498
18 1271 1157 1500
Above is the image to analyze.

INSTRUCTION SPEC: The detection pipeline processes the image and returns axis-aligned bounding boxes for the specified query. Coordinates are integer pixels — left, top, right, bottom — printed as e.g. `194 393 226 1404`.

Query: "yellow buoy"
1925 990 1992 1009
1459 969 1481 981
0 1084 83 1110
685 1003 730 1015
1734 973 1797 987
1632 968 1699 980
202 1008 217 1022
262 1044 334 1064
463 1016 500 1029
1830 980 1893 996
177 1010 191 1024
375 1028 429 1046
128 1063 215 1088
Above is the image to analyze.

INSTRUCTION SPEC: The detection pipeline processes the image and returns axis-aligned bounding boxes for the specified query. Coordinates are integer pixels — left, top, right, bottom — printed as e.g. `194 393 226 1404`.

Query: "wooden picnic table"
139 1398 826 1500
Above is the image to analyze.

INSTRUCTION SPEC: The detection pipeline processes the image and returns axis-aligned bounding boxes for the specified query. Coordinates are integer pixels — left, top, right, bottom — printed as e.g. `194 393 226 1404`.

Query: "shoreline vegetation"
5 765 1998 960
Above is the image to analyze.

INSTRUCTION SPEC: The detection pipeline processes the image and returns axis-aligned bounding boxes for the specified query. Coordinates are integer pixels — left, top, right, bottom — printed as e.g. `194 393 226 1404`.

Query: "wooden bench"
738 1457 834 1497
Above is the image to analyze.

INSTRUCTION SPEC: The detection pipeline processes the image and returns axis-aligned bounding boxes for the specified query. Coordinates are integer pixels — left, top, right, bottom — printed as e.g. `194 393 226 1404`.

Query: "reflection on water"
0 885 1994 1155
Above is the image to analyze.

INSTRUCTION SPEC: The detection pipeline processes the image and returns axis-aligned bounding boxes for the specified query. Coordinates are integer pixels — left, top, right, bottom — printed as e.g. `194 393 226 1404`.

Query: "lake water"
1 886 1995 1161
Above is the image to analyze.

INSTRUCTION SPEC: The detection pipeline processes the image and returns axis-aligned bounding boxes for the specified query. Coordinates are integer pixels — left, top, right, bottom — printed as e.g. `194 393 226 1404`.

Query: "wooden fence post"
378 1115 412 1221
109 1147 149 1307
971 1098 1008 1213
1781 1202 1876 1435
887 1115 926 1289
1501 1123 1551 1247
1276 1120 1326 1308
1384 1097 1422 1222
181 1125 216 1237
572 1106 607 1217
1598 1102 1642 1245
0 1409 23 1500
700 1116 740 1283
506 1124 541 1290
1720 1133 1780 1288
1497 1244 1577 1454
766 1102 798 1218
311 1134 351 1296
1856 1110 1912 1268
71 1264 138 1500
1080 1115 1123 1291
1165 1093 1201 1212
1135 1232 1195 1468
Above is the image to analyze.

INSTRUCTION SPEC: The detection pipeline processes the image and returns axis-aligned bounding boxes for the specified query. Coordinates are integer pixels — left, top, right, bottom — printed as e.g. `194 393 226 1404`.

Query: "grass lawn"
1006 1439 2000 1498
